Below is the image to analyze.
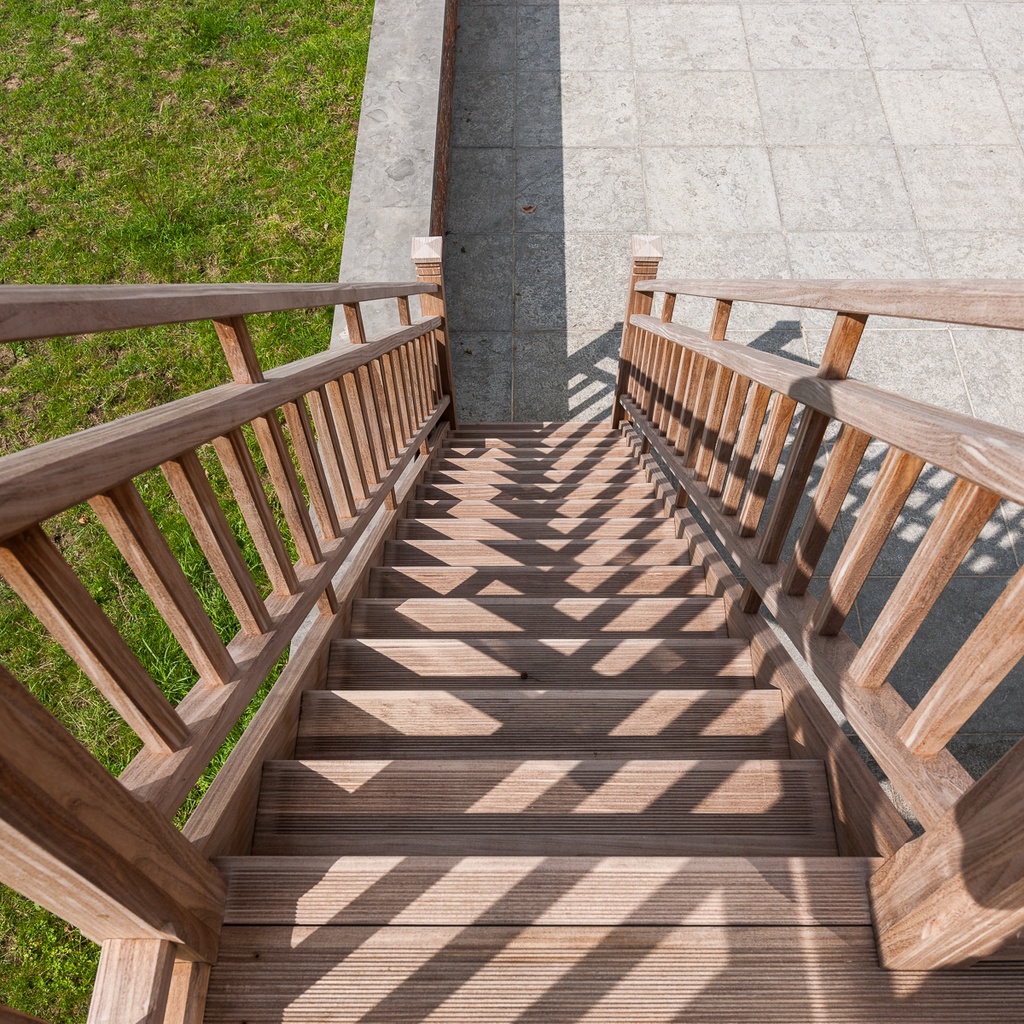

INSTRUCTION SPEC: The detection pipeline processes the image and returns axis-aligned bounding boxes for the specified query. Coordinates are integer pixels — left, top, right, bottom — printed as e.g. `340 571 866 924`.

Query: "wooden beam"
0 665 223 961
88 940 176 1024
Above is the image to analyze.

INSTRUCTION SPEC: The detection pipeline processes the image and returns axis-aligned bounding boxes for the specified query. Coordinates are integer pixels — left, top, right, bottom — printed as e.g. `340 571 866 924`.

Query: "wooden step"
328 638 754 688
205 923 1024 1024
443 439 625 454
418 482 655 501
453 422 620 435
295 689 790 759
368 565 707 599
350 597 729 638
426 469 646 485
217 855 876 925
440 447 632 463
396 518 674 541
408 499 666 519
251 758 839 857
436 455 640 471
384 538 688 566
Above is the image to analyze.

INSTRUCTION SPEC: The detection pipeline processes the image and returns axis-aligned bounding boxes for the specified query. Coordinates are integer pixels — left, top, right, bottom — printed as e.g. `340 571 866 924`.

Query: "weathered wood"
812 447 925 636
407 499 667 519
0 665 223 960
88 940 176 1024
90 481 235 686
384 537 689 566
612 235 662 427
413 236 457 427
850 479 1002 687
0 526 189 752
0 281 437 343
305 386 357 517
162 450 273 636
0 1005 49 1024
213 315 263 385
706 372 751 497
281 397 342 539
328 375 371 500
397 517 672 540
163 961 210 1024
720 383 772 516
782 424 872 596
0 318 441 541
639 277 1024 330
899 561 1024 755
872 734 1024 968
219 855 874 925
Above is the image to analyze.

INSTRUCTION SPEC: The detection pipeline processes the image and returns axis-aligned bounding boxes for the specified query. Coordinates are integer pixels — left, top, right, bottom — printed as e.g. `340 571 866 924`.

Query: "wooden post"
871 734 1024 968
412 236 457 428
612 235 662 428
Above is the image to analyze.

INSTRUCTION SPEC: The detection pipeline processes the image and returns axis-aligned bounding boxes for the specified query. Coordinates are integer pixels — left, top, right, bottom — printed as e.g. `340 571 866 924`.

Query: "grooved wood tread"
384 539 689 566
396 518 674 540
251 759 838 857
216 856 877 925
204 923 1024 1024
426 470 646 485
443 438 626 451
408 500 667 520
295 689 790 759
368 566 708 598
418 482 656 501
328 638 754 688
436 456 641 471
351 597 728 638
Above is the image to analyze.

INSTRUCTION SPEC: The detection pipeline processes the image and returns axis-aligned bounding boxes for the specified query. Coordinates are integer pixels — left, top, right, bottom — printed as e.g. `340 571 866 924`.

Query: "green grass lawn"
0 0 373 1015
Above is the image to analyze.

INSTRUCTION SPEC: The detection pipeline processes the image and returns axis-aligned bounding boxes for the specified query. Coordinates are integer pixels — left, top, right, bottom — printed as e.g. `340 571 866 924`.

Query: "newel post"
412 236 458 428
611 235 662 428
871 735 1024 969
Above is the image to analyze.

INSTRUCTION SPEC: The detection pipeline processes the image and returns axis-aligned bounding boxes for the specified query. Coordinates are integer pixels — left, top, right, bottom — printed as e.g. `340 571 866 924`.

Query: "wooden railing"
612 235 1024 970
0 237 456 1021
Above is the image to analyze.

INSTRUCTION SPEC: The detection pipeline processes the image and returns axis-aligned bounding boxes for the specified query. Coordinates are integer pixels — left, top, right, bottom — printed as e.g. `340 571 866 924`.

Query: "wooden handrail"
613 241 1024 970
0 281 438 342
0 238 457 1017
637 277 1024 330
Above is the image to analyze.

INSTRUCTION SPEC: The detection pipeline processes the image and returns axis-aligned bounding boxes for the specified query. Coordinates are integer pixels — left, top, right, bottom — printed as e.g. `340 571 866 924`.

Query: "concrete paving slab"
628 4 749 70
857 3 987 70
743 4 868 69
636 72 764 146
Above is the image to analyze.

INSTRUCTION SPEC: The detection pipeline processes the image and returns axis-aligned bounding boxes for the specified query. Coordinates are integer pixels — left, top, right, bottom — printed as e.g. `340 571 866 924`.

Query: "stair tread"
295 688 790 759
351 596 729 638
329 637 754 688
216 855 876 926
397 518 674 540
385 538 689 566
369 565 707 598
426 470 646 484
205 923 1024 1024
252 759 838 856
408 500 667 519
418 483 656 500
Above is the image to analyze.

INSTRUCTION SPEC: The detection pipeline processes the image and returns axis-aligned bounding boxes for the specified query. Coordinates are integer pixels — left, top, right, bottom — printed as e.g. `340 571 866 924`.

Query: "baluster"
213 315 263 384
399 342 425 426
739 312 867 611
812 448 925 636
383 349 412 445
162 451 273 637
720 383 772 516
337 372 379 493
736 393 799 536
781 423 872 596
683 300 733 467
90 480 235 685
211 429 300 592
706 373 751 498
397 294 412 327
849 478 1002 685
303 389 357 518
0 527 189 751
281 397 342 539
612 235 662 428
323 377 369 503
90 939 177 1024
354 365 389 481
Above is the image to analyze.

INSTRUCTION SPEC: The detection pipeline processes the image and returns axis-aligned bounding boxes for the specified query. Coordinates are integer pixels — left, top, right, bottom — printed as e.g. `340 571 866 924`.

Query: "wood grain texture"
218 855 874 925
425 469 645 485
164 961 211 1024
87 939 176 1024
329 637 753 688
205 922 1024 1023
397 518 673 540
407 499 668 520
0 281 437 342
384 538 691 566
0 526 189 753
368 565 708 599
351 596 728 638
0 665 223 960
417 482 656 501
296 688 789 760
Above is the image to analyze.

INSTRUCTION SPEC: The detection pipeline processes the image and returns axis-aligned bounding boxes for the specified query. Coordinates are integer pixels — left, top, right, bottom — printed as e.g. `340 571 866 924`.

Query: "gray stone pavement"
442 0 1024 778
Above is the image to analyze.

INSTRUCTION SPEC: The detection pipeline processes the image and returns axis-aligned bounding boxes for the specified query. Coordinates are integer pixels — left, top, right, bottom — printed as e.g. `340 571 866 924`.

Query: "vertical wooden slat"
383 349 412 445
342 302 367 346
280 397 342 539
332 375 372 499
211 429 299 594
667 349 694 450
305 387 357 517
657 338 682 437
164 961 211 1024
250 412 323 564
720 383 772 516
612 235 662 427
400 342 425 425
707 372 751 498
89 481 235 686
396 295 412 327
88 939 176 1024
213 316 263 385
782 423 872 596
161 451 273 636
899 561 1024 755
412 236 458 427
736 392 799 536
0 527 189 752
353 365 388 482
367 360 399 463
812 448 926 636
850 478 1002 686
0 665 223 960
693 364 734 480
684 300 733 468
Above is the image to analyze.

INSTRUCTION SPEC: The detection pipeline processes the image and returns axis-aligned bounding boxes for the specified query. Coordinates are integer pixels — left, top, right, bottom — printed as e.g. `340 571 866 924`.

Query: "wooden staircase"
204 422 1019 1023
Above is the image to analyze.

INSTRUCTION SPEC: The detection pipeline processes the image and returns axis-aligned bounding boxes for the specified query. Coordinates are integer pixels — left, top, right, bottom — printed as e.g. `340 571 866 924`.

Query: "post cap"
411 236 444 262
631 235 663 260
